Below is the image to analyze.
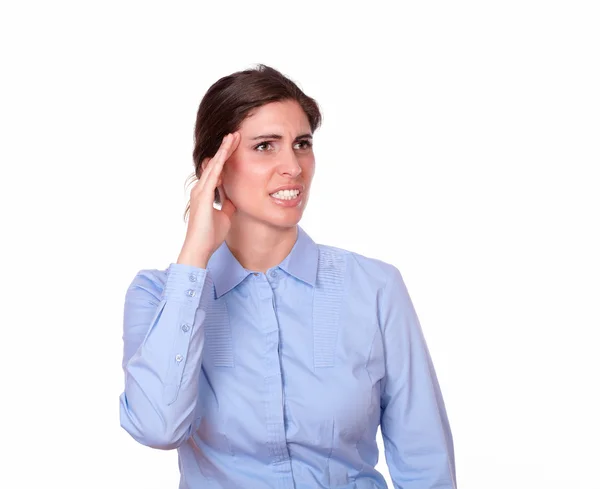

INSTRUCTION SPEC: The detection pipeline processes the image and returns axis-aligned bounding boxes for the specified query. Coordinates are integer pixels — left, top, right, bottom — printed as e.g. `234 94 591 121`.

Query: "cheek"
302 158 316 179
222 161 265 198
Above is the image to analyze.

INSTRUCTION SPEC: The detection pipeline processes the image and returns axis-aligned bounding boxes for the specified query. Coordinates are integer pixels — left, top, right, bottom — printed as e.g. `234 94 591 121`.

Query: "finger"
196 134 234 191
200 133 236 181
217 185 236 218
204 132 239 189
216 132 240 173
192 162 214 200
212 132 239 171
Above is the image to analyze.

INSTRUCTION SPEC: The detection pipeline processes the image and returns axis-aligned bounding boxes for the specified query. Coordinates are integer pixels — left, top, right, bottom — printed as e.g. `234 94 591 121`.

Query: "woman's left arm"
378 265 457 489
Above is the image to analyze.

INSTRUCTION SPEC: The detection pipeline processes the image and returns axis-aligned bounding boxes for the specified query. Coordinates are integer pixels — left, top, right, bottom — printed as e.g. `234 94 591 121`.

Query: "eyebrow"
250 133 313 141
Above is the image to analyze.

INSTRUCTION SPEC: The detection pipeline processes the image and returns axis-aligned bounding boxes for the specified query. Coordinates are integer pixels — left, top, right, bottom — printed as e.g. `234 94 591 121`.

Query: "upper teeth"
270 189 300 199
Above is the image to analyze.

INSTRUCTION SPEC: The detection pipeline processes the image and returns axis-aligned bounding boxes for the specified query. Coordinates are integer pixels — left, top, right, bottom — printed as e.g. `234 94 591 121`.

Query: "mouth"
269 188 303 207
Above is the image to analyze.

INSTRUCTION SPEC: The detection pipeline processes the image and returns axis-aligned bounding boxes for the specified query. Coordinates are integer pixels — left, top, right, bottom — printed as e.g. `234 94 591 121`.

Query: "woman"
119 64 457 489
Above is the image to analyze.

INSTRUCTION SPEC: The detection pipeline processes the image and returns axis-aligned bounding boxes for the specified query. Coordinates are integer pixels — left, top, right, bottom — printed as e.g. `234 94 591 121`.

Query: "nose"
277 147 302 177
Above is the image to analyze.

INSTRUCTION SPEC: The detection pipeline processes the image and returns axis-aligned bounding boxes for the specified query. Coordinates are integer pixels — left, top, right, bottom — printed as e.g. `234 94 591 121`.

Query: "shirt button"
186 289 196 297
269 270 277 278
181 323 190 333
189 274 197 282
175 354 183 363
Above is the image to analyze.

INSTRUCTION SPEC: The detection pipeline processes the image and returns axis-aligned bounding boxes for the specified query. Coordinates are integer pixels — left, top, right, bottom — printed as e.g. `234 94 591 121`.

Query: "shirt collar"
207 225 318 299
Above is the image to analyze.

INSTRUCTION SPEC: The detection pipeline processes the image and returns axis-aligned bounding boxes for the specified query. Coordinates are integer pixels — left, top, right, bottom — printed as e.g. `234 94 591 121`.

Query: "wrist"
177 248 210 269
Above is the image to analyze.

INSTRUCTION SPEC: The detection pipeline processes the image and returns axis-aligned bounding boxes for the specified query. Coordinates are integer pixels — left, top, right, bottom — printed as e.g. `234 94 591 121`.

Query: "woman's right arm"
119 262 209 450
119 131 240 450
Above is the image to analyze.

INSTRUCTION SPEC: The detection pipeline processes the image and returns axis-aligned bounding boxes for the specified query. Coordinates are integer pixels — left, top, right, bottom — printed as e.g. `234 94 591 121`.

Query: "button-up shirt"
119 225 456 488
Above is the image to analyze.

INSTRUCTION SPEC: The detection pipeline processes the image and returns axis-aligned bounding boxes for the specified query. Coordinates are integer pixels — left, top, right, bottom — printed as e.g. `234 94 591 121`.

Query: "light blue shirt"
119 225 456 488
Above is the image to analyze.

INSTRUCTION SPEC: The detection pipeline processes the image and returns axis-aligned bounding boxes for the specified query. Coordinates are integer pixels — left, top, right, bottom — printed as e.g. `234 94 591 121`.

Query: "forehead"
240 100 311 134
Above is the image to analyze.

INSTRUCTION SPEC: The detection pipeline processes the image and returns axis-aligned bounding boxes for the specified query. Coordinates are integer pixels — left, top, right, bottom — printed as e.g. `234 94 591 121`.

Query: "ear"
217 184 227 200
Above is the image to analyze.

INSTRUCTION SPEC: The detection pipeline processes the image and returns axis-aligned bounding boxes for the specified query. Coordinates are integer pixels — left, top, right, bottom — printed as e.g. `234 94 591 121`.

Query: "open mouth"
269 189 303 206
269 189 301 201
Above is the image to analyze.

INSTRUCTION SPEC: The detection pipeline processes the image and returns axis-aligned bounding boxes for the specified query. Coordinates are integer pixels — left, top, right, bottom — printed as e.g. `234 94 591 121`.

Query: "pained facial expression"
220 100 315 229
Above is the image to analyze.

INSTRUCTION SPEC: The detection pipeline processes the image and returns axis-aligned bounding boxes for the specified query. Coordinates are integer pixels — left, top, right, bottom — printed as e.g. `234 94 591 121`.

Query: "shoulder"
315 242 401 291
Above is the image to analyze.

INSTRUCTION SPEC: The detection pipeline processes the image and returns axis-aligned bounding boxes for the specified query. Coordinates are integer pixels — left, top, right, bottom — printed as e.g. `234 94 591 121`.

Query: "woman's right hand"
177 132 240 268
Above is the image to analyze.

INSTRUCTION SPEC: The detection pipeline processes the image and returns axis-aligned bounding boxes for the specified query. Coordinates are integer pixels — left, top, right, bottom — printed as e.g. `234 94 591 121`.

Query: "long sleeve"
119 262 209 450
378 266 457 489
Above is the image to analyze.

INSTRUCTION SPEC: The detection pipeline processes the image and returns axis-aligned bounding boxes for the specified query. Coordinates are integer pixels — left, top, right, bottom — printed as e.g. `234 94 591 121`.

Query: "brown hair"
183 63 323 222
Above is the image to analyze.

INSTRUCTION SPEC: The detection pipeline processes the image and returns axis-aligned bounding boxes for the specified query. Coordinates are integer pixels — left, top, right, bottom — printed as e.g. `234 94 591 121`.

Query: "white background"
1 1 598 488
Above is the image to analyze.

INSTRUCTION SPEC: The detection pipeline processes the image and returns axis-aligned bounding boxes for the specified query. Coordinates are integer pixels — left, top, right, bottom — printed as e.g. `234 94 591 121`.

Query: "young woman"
119 64 457 489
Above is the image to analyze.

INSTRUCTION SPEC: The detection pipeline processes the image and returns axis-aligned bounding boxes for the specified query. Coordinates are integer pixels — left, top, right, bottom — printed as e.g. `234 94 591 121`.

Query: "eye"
254 141 273 152
295 139 313 150
253 139 313 152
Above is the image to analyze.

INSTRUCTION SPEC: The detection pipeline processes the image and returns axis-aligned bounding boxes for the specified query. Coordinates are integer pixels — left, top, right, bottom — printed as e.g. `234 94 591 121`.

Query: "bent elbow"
120 419 184 450
119 393 190 450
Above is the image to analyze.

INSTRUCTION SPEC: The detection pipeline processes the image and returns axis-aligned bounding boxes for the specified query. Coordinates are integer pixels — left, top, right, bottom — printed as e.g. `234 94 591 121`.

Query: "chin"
263 207 305 229
266 214 303 229
233 194 308 229
233 208 302 230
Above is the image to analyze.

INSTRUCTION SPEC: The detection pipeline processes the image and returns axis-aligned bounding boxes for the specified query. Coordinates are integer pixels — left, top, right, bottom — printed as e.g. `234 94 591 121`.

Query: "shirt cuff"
162 262 208 302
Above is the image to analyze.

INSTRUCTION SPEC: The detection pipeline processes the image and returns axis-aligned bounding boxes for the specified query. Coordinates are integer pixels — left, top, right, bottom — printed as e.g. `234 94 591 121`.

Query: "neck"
225 219 299 274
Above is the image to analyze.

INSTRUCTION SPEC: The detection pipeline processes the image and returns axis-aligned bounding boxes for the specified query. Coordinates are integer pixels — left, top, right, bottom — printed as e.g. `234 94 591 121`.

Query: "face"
219 99 315 230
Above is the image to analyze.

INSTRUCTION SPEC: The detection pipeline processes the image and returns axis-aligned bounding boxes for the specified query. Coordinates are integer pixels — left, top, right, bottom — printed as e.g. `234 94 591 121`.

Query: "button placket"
267 269 280 291
260 283 289 468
